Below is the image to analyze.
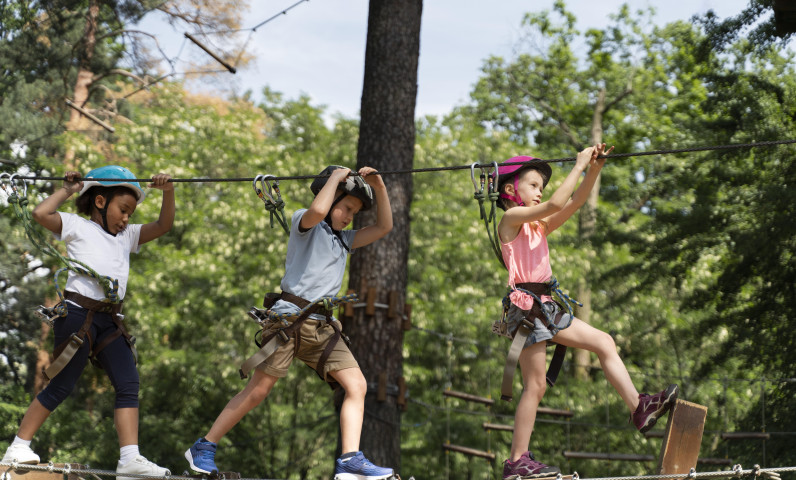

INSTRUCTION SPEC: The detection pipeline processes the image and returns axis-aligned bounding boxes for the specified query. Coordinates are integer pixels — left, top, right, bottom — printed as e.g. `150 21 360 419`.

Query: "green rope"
2 176 120 304
472 164 506 269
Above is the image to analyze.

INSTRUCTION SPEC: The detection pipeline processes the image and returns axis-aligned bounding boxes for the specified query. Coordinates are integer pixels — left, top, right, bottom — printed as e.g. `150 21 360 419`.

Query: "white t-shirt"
55 212 142 301
272 209 356 319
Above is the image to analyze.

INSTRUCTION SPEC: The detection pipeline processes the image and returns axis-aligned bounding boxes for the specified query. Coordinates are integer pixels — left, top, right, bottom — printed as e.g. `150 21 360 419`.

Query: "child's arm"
32 171 83 234
498 145 598 242
351 167 393 249
139 173 175 245
544 144 613 233
300 167 352 231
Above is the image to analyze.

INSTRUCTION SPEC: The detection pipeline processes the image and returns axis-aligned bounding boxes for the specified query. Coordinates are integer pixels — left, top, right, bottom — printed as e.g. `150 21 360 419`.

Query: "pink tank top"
501 221 553 310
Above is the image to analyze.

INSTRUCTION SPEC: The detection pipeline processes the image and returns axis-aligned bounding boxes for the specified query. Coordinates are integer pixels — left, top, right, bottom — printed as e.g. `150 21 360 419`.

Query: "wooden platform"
657 399 709 477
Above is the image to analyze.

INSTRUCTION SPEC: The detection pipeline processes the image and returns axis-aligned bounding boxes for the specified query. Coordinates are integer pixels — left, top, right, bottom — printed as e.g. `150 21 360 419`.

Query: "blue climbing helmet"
78 165 146 204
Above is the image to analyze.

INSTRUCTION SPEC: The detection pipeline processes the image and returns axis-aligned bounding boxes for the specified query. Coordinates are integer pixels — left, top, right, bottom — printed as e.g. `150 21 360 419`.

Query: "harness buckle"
68 332 84 347
34 305 61 327
248 307 268 325
277 329 290 343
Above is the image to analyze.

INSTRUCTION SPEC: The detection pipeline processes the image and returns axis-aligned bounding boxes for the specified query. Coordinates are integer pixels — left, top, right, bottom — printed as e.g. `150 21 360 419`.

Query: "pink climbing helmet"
492 156 552 209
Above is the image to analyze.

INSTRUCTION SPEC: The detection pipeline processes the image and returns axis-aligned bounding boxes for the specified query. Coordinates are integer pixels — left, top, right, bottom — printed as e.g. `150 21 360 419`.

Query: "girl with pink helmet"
493 146 678 479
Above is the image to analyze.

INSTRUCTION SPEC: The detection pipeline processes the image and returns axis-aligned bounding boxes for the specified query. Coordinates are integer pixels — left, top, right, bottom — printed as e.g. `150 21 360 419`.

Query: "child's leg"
206 370 279 443
328 367 367 453
16 398 52 440
554 318 640 411
115 408 139 447
510 342 548 461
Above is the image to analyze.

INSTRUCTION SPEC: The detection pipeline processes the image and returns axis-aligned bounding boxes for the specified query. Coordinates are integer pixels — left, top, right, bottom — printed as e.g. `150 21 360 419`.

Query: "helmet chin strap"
324 192 351 252
499 175 525 207
96 193 117 237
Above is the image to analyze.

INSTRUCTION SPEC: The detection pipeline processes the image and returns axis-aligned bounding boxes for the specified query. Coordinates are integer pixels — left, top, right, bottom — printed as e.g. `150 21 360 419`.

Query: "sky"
136 0 783 120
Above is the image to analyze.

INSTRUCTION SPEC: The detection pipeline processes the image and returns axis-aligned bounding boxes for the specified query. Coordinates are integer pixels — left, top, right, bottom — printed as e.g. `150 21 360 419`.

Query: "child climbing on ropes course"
493 146 678 479
1 165 175 480
185 165 395 480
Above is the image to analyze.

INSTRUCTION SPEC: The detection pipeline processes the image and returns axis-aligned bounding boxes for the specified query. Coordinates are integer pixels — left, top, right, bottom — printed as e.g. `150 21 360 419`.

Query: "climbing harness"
44 291 137 380
252 174 289 233
471 162 504 268
239 292 358 389
495 278 582 402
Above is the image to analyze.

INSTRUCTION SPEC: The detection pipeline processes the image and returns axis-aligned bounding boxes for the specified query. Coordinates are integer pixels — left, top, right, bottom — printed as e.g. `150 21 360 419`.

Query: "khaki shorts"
255 318 359 381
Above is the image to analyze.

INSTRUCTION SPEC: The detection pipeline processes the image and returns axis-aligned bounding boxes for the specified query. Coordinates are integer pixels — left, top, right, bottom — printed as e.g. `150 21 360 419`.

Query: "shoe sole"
639 384 679 434
184 448 218 475
2 459 39 465
333 473 394 480
503 473 561 480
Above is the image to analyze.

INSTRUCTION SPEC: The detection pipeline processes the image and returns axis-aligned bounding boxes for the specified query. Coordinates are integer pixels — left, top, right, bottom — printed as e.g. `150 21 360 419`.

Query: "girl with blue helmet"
2 165 175 480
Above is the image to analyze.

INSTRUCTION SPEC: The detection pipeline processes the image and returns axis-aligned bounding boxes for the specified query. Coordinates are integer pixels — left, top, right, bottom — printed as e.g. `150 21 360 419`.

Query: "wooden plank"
564 451 655 462
657 399 708 477
721 432 770 440
443 389 494 405
442 444 495 461
5 463 87 480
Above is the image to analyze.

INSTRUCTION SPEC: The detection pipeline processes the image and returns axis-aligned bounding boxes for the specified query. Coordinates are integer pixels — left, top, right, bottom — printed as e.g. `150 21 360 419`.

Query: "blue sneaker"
184 438 218 474
334 451 393 480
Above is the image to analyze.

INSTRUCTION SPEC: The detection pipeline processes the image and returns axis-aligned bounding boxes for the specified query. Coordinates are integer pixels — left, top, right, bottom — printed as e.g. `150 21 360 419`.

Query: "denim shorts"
506 301 574 350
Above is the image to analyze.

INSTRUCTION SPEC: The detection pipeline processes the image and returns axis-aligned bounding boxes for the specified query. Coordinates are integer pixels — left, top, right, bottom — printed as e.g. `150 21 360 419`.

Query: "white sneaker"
2 444 40 464
116 455 170 480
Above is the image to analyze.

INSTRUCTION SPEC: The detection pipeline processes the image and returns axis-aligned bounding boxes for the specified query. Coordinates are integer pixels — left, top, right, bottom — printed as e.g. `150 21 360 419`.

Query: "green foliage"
3 1 796 478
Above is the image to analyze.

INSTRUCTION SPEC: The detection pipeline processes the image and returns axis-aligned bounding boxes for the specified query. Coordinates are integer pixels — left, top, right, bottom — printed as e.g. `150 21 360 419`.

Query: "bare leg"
510 342 548 462
328 367 367 454
115 408 139 447
555 318 640 411
16 398 52 440
205 370 279 443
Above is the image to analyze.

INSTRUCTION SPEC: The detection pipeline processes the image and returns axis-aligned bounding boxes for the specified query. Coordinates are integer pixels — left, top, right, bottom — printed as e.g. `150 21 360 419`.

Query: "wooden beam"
657 399 708 478
443 389 494 405
721 432 770 440
564 451 655 461
442 443 495 461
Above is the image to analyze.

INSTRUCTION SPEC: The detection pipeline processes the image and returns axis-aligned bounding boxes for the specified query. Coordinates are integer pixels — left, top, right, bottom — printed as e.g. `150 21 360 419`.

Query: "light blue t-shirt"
271 209 357 319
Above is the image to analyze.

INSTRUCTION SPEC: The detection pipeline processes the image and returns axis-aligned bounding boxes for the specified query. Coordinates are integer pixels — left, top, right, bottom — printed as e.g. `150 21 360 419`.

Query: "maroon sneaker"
503 451 560 479
631 384 679 433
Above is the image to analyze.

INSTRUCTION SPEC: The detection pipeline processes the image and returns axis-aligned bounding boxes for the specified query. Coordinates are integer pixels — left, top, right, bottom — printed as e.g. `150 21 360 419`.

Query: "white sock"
119 445 140 465
12 436 32 447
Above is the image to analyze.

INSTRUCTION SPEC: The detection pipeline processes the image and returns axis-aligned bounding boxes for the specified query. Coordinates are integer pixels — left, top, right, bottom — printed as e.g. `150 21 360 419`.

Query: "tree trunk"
338 0 422 475
573 89 605 379
63 0 100 169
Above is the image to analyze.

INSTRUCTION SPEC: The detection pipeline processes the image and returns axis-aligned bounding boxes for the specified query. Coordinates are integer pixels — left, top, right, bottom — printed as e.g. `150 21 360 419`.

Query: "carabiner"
470 163 483 194
259 174 280 204
0 172 11 194
8 173 27 197
252 174 264 198
488 161 500 193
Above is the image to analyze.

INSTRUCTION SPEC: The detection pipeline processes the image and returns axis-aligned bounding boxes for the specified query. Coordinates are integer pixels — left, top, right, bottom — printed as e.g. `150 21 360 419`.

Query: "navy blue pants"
37 304 139 411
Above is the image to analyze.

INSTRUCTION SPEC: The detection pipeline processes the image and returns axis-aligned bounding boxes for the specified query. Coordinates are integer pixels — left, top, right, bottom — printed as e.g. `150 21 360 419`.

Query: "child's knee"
523 377 547 400
340 371 367 398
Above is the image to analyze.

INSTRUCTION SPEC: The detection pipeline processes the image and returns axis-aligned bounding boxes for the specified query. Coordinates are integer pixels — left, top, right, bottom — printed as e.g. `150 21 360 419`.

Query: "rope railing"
1 461 793 480
5 139 796 185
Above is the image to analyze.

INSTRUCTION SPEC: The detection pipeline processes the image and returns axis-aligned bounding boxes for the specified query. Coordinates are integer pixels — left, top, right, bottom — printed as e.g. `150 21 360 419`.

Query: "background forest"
1 1 795 479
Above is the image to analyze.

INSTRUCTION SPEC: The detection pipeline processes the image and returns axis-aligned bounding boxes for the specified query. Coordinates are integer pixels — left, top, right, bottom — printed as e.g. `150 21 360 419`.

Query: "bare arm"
31 171 83 234
498 146 598 242
300 168 351 231
139 173 176 245
351 167 393 249
544 144 613 233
